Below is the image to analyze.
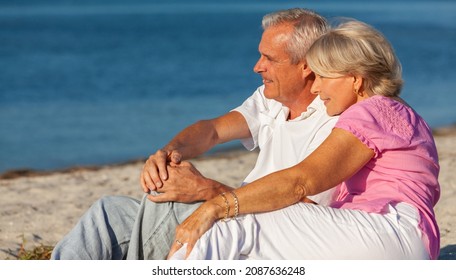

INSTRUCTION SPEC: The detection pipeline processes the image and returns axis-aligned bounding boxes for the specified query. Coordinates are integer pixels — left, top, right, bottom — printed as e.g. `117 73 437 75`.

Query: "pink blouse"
331 95 440 259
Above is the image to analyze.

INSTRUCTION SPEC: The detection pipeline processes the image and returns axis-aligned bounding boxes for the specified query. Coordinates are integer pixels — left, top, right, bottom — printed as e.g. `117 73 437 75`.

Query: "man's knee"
90 195 140 216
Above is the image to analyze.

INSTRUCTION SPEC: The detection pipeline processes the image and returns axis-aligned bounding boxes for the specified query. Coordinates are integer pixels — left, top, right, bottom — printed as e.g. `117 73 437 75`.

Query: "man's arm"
140 111 251 193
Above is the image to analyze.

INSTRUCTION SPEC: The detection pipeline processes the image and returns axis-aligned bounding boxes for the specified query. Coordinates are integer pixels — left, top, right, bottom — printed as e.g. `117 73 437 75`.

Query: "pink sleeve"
334 98 415 157
335 103 381 156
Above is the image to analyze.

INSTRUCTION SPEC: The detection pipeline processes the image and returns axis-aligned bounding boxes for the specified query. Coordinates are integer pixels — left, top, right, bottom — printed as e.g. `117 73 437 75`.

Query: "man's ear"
301 62 313 79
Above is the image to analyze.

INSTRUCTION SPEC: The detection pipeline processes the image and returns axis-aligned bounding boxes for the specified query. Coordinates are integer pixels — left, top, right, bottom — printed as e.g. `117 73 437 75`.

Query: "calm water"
1 0 455 173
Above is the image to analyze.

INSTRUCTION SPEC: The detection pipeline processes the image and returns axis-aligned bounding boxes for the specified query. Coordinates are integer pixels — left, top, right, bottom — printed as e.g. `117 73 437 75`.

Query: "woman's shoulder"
372 96 419 137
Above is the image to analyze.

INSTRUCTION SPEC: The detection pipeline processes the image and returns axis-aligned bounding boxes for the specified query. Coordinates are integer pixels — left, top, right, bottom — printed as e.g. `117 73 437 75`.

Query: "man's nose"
253 57 265 73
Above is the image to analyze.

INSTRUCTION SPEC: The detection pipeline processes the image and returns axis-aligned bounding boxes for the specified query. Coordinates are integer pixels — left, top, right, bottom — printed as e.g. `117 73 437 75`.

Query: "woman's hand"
167 200 222 259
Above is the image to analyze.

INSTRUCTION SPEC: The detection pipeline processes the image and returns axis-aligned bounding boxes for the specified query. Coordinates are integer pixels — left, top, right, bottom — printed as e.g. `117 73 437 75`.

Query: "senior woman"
168 20 440 260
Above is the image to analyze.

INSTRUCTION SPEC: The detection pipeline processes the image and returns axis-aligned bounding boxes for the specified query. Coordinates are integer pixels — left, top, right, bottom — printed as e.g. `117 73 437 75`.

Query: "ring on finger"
176 240 184 246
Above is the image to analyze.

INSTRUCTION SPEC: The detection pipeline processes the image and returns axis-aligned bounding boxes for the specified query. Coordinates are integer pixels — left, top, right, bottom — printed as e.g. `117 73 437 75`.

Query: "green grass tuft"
7 235 53 260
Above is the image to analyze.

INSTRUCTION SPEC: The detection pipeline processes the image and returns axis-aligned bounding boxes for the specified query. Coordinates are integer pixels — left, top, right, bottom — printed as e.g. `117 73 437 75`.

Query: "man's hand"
140 149 182 193
147 161 222 203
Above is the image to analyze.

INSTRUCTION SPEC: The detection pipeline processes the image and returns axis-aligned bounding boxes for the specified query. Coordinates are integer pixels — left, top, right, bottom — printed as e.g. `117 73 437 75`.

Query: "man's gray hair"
262 8 328 64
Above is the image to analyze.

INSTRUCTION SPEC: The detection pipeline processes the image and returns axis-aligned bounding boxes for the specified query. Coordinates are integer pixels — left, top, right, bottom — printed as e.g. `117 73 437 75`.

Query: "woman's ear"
353 75 363 94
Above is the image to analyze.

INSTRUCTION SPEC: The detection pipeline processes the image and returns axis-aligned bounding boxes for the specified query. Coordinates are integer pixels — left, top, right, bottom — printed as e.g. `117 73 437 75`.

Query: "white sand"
0 129 455 260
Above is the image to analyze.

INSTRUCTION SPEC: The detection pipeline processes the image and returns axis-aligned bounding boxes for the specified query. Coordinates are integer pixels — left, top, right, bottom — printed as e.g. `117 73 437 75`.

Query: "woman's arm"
168 128 375 258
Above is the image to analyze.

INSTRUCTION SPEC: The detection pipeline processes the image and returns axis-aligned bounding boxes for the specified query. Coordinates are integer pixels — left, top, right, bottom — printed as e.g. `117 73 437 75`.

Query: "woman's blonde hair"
306 20 403 97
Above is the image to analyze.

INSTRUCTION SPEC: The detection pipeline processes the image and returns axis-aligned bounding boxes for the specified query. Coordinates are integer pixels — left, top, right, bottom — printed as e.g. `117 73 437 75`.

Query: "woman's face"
311 74 360 116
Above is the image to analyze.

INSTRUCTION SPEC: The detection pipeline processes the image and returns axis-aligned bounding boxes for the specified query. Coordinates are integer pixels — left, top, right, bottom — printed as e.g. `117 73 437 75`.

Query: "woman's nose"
310 78 321 95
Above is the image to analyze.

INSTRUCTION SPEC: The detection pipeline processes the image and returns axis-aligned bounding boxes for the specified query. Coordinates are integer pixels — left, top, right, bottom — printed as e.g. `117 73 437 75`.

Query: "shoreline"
0 144 250 180
0 125 455 259
2 124 454 181
2 124 455 181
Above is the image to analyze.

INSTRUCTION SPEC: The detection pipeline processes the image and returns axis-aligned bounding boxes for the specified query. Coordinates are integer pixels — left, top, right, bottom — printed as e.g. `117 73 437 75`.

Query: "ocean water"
1 0 455 173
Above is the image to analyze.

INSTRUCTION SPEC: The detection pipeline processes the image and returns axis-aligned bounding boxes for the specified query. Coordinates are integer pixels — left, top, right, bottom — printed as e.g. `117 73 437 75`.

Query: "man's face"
253 24 306 105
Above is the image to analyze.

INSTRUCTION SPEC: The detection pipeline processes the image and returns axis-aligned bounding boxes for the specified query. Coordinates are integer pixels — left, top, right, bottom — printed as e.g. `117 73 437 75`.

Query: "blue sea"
1 0 455 173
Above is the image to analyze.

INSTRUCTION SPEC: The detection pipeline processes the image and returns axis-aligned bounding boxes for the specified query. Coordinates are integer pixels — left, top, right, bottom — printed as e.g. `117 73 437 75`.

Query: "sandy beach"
1 127 455 260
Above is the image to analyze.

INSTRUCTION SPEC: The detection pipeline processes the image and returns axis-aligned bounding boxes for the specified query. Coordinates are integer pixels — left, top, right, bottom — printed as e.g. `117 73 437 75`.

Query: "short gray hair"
262 8 329 64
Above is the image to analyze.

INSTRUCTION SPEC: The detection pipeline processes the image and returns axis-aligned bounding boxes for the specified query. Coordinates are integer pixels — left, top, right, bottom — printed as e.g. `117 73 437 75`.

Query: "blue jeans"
51 194 201 259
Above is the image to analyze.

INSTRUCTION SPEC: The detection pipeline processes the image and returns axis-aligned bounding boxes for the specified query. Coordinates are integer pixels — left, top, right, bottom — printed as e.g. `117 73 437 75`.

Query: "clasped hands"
140 149 221 258
141 149 212 203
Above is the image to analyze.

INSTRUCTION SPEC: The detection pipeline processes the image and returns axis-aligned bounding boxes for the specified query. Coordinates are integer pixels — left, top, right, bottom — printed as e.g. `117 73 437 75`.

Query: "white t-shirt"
233 85 339 205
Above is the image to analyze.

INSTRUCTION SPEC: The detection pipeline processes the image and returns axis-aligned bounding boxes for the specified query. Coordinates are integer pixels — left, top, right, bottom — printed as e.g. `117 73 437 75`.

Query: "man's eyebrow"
262 53 274 60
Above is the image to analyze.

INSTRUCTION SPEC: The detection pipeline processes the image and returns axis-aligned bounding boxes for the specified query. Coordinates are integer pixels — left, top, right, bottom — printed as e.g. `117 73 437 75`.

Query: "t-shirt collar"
281 98 319 122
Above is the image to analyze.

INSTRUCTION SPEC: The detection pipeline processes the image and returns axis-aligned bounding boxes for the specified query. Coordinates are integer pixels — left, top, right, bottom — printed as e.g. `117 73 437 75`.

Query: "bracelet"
229 191 239 218
220 192 230 222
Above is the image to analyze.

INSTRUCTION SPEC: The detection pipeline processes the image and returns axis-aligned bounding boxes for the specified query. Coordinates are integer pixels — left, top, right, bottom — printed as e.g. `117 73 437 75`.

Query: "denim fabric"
126 194 201 259
51 194 201 260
